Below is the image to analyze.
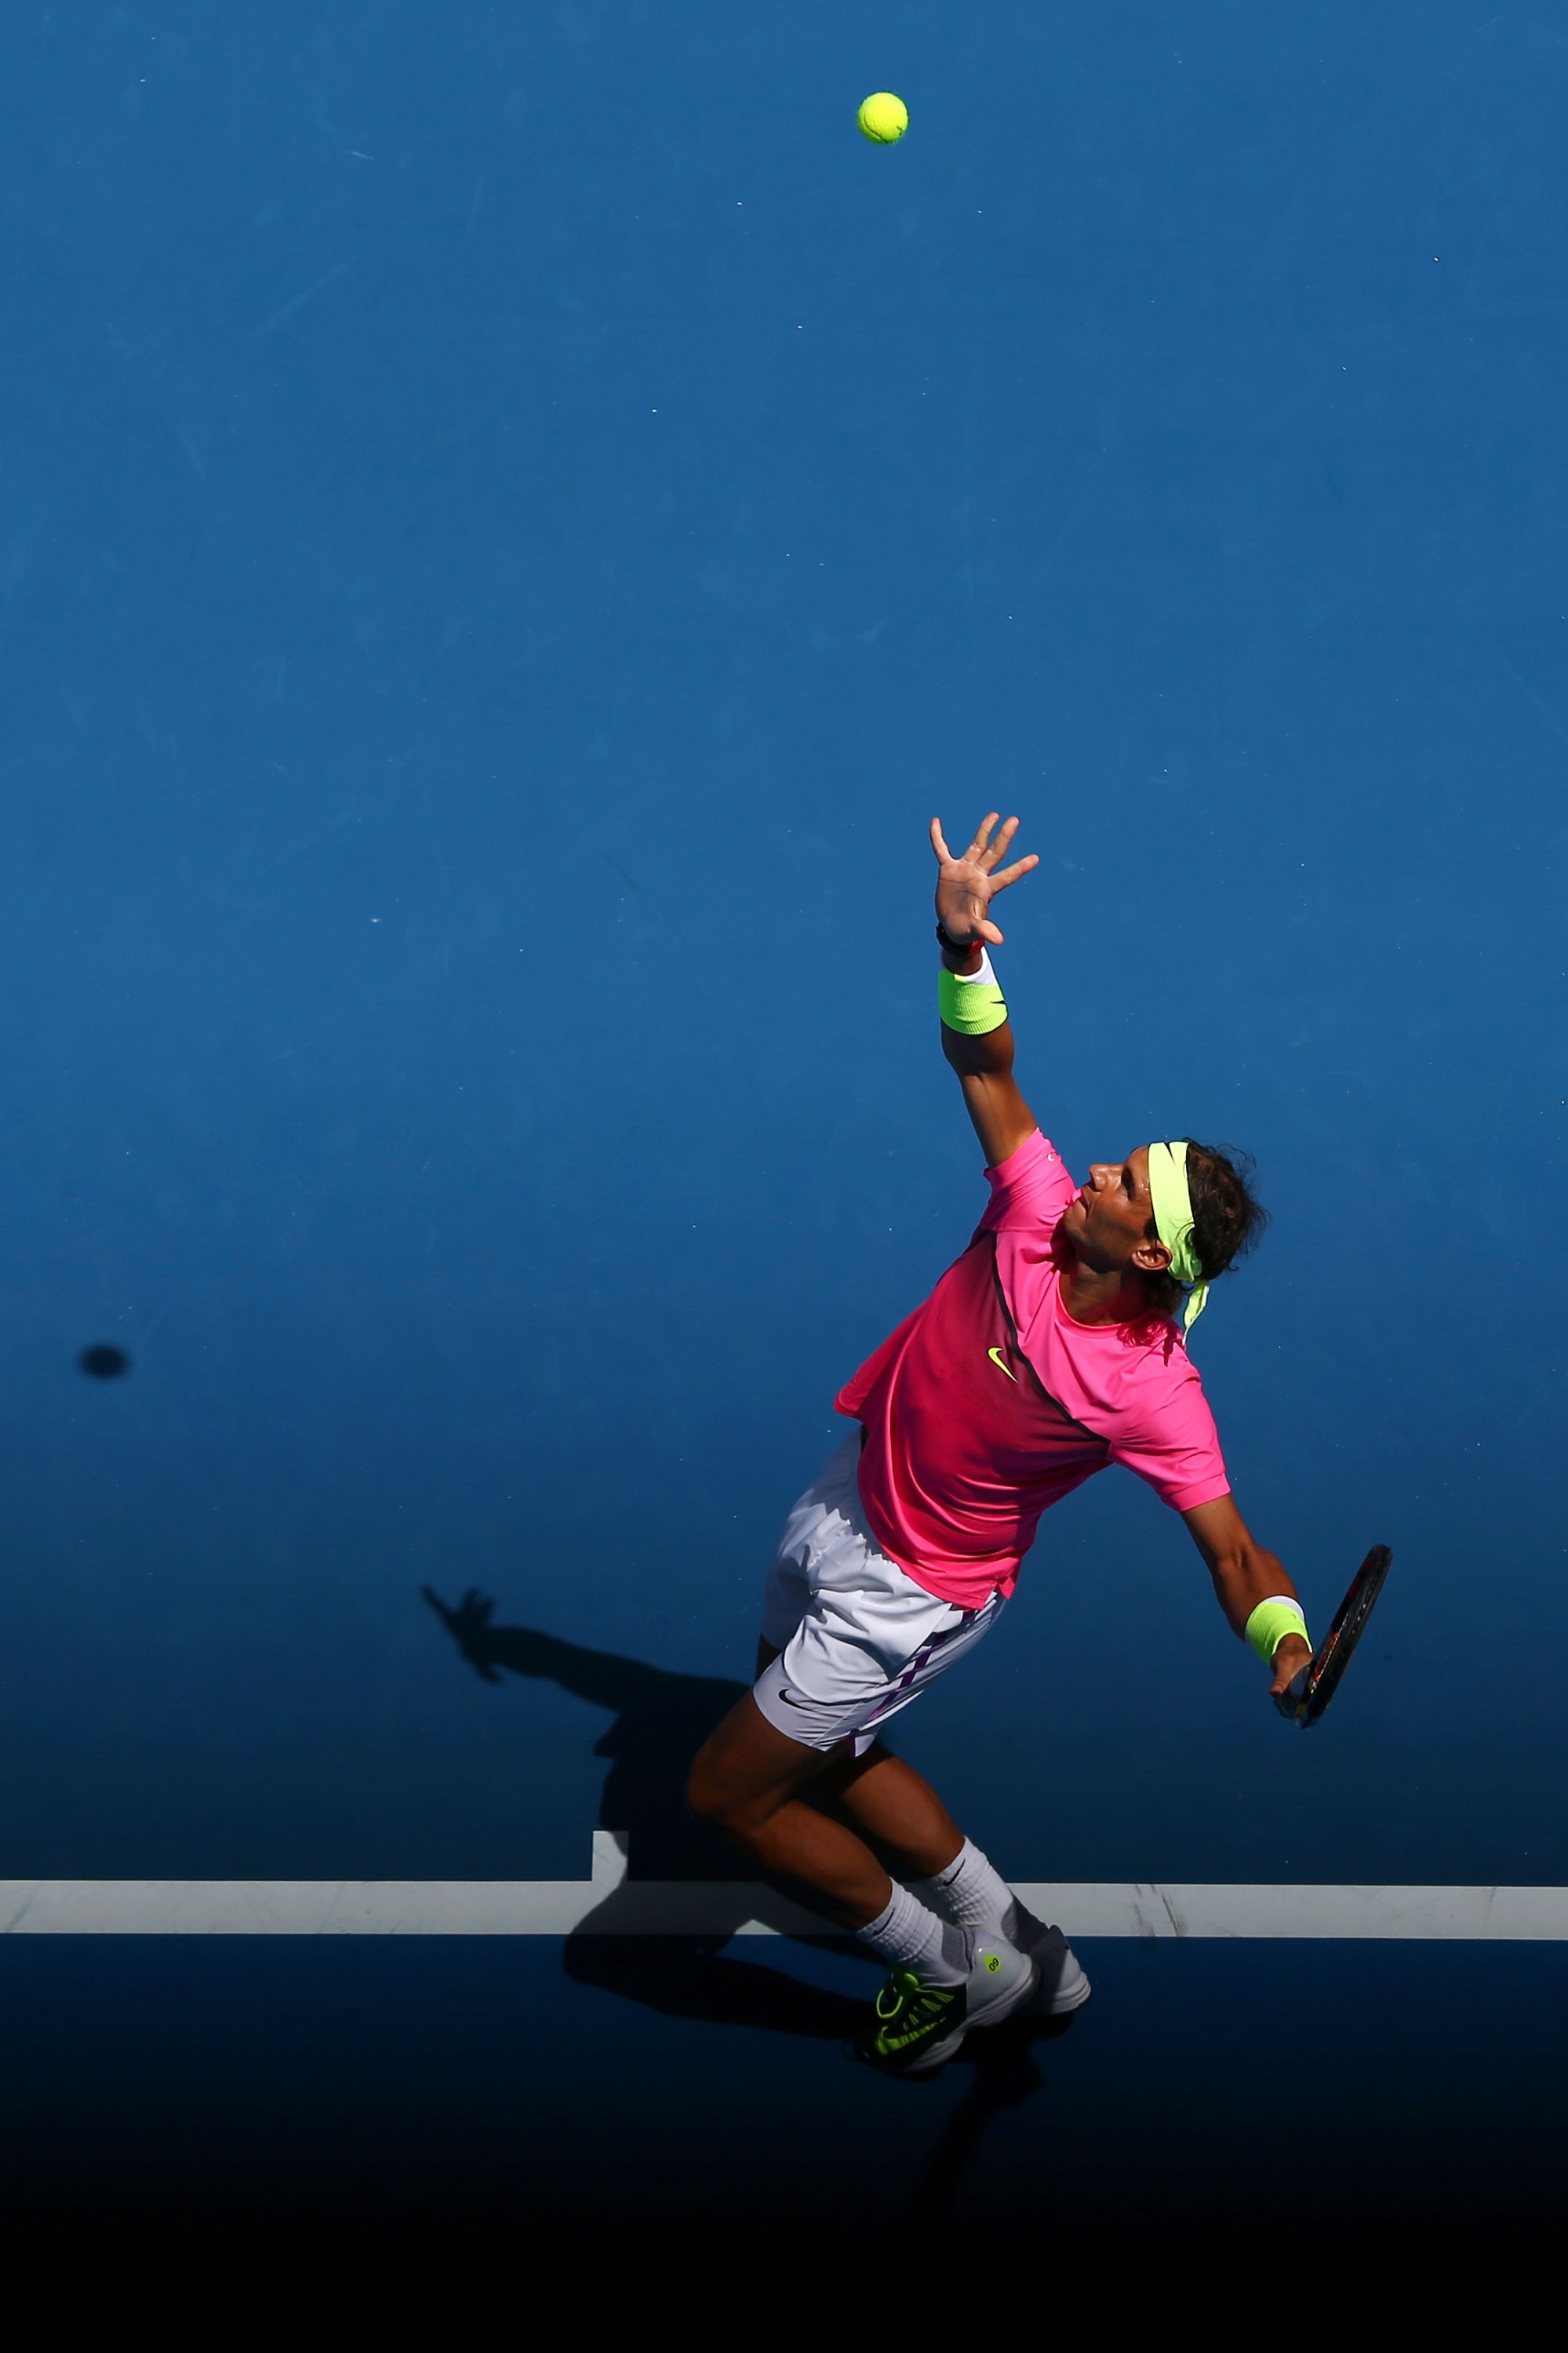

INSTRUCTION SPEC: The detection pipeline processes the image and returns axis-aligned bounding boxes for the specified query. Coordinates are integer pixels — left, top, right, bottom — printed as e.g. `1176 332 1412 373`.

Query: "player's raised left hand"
930 813 1039 947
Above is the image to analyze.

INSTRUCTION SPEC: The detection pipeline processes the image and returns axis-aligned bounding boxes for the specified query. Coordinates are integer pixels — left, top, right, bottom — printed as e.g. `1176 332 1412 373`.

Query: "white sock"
908 1838 1040 1948
857 1882 972 1987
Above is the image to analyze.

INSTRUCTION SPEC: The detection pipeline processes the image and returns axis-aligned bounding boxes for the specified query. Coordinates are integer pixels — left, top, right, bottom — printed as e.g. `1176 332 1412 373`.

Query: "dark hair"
1144 1141 1267 1319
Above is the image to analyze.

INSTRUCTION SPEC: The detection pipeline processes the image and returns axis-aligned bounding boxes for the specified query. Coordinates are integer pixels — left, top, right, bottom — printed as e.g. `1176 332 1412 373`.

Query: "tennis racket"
1279 1545 1392 1728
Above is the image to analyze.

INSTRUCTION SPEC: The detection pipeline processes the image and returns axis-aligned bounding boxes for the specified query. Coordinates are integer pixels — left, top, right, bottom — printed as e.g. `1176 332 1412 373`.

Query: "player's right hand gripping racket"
1278 1545 1392 1727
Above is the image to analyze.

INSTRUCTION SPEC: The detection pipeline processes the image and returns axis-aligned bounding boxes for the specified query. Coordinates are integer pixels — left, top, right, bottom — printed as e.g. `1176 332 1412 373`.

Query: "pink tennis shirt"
835 1129 1231 1608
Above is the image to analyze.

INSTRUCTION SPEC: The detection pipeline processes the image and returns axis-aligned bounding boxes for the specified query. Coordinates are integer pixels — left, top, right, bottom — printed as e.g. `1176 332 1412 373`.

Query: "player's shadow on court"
420 1584 752 1881
423 1584 1076 2220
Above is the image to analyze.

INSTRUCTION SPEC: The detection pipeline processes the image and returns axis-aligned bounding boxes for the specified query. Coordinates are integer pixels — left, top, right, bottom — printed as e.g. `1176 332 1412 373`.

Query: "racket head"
1295 1545 1392 1727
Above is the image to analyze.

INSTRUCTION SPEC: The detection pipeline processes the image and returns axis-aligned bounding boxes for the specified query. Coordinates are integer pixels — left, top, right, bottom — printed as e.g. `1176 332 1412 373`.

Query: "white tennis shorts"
752 1429 1006 1756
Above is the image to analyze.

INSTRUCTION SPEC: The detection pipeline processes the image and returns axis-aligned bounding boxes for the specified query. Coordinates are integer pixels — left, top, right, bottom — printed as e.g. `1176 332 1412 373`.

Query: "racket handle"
1274 1663 1309 1722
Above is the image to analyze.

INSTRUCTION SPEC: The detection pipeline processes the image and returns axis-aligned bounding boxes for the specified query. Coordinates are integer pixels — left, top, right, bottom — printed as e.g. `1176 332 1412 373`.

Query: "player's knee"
685 1744 764 1842
683 1747 731 1831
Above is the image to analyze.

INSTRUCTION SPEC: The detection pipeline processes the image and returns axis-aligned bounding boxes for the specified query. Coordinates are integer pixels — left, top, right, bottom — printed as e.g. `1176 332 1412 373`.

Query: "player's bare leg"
687 1686 1061 2075
744 1636 967 1886
686 1693 934 1927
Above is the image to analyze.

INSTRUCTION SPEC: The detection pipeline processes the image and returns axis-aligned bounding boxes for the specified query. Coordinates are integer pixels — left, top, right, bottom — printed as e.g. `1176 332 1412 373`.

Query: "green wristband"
1245 1597 1312 1664
939 954 1008 1037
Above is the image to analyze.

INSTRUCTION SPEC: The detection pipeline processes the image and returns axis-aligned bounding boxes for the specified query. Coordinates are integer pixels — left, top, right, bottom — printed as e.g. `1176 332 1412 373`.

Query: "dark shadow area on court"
908 2011 1077 2231
421 1583 1082 2220
562 1931 866 2035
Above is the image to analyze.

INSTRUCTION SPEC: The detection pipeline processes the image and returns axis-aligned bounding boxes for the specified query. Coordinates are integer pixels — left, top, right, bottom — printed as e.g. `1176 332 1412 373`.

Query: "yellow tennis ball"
857 92 908 145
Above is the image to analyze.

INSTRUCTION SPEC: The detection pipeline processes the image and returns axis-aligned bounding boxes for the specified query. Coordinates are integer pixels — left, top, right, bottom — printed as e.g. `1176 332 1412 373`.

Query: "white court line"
2 1835 1566 1939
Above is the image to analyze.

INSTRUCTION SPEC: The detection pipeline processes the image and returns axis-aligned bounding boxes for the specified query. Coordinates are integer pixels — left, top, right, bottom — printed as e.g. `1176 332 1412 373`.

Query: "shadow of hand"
421 1584 504 1683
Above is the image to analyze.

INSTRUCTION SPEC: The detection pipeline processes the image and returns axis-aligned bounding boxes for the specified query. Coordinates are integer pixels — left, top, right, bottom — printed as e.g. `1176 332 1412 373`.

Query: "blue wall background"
0 4 1563 1894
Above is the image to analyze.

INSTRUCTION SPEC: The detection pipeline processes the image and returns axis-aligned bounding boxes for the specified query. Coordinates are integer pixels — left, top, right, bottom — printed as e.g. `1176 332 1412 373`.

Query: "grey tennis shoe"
1014 1914 1092 2014
862 1933 1040 2077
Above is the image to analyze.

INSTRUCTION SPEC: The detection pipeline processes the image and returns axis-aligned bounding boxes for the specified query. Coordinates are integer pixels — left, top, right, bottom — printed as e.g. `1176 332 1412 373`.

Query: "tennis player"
687 813 1312 2075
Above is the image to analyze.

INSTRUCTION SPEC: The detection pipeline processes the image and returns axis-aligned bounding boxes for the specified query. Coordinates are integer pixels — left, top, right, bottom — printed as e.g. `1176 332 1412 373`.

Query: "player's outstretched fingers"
977 814 1020 871
989 849 1040 893
963 813 1002 862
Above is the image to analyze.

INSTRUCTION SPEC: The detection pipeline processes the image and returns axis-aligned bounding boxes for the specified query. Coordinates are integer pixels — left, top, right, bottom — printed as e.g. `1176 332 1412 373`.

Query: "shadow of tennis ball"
78 1345 130 1379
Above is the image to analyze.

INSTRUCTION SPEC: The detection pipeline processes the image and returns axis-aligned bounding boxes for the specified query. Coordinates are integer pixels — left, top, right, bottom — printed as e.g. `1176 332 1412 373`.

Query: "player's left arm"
1181 1493 1312 1698
931 813 1041 1169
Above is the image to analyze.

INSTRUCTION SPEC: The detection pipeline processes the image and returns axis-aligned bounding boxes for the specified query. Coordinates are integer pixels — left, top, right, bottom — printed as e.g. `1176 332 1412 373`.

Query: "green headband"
1146 1139 1209 1333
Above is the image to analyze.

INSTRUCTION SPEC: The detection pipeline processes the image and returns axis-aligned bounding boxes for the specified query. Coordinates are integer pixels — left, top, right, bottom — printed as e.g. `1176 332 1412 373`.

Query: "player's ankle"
909 1836 1018 1934
857 1882 971 1987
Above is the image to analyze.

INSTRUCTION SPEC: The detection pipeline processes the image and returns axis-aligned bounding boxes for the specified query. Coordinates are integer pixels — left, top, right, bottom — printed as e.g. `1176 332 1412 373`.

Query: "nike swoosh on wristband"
988 1346 1017 1381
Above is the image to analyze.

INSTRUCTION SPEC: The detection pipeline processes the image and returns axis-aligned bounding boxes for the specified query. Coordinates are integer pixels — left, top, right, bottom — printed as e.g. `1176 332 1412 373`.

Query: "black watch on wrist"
935 922 981 960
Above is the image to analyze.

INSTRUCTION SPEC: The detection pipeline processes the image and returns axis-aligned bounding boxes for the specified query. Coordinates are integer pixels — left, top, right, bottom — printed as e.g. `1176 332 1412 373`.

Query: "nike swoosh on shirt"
988 1347 1017 1381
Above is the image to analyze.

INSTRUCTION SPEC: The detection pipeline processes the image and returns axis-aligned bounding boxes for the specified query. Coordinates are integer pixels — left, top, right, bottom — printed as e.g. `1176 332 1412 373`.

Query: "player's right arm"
1181 1493 1313 1700
932 813 1040 1169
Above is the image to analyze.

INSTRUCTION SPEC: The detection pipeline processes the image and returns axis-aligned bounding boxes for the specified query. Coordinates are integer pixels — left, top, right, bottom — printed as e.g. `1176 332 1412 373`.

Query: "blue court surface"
2 4 1566 2268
